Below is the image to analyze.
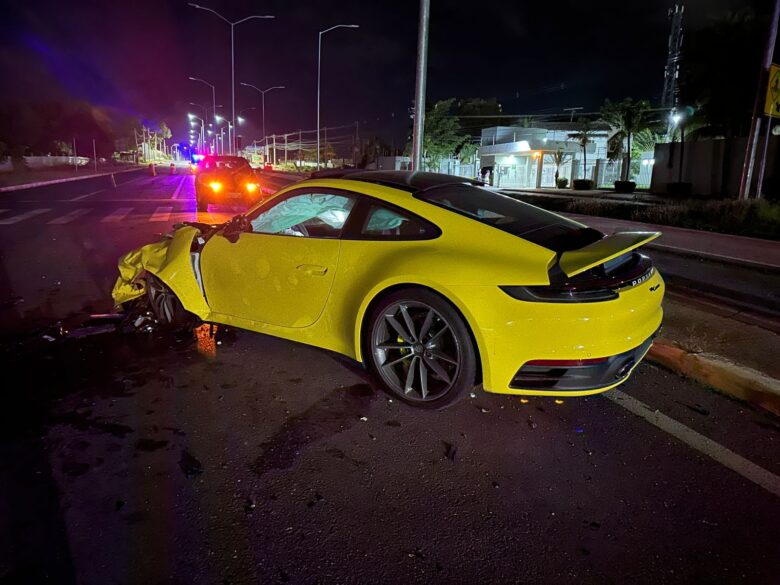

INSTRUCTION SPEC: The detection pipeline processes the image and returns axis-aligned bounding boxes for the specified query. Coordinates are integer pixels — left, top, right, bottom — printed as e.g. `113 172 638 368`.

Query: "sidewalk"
651 295 780 416
503 187 668 205
563 212 780 271
0 165 143 192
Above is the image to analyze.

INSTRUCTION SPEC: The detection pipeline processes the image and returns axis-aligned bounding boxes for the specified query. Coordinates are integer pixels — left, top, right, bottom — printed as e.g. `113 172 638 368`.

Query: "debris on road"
179 449 204 478
67 324 117 339
442 441 457 461
0 296 24 309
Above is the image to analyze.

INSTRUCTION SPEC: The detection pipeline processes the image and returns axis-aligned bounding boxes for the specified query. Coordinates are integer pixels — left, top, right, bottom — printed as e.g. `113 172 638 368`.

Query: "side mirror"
221 214 250 243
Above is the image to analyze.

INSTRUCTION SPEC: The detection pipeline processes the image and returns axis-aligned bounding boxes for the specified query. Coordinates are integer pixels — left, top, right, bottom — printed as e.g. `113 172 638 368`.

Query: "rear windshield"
416 184 603 252
202 157 249 170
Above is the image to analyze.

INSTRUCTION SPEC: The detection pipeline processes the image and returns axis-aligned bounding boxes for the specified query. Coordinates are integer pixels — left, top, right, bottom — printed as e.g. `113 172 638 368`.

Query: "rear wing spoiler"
558 231 661 277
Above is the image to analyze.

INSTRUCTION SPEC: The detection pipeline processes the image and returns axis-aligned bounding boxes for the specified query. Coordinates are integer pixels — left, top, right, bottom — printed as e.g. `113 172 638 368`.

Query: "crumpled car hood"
111 226 210 319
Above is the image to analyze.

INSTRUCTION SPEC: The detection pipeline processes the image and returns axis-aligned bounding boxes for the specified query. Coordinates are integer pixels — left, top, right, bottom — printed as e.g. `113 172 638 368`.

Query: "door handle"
296 264 328 276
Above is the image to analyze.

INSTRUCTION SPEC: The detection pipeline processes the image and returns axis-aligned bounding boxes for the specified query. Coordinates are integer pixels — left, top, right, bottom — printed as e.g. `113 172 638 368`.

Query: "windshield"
416 184 603 252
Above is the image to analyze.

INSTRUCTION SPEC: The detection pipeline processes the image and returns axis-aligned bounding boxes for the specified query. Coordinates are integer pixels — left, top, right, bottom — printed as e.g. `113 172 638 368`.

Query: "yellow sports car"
112 171 664 408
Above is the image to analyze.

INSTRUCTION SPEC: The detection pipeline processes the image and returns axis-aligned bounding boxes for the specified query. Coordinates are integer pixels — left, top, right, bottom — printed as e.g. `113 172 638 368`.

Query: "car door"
199 189 357 328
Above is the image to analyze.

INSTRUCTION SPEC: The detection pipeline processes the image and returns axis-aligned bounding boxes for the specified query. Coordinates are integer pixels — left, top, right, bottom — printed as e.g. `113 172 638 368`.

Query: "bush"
572 179 594 190
507 194 780 240
556 177 569 189
614 180 636 194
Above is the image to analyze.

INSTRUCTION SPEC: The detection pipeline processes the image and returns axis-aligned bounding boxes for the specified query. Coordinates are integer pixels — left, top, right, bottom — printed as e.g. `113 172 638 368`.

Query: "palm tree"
549 149 571 186
568 118 597 180
601 98 651 182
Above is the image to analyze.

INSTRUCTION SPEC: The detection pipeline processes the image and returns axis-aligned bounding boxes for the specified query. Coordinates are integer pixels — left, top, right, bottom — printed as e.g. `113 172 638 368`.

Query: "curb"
0 166 144 193
646 242 780 273
647 338 780 416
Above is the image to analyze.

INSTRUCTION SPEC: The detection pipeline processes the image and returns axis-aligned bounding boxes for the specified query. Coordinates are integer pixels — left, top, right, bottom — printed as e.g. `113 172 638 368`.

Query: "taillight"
209 181 222 192
245 183 258 193
500 285 618 303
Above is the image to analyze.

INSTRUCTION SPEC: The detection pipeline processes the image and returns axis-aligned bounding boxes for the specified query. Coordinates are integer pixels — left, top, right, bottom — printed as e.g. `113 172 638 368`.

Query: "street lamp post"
317 24 359 170
240 83 285 162
188 4 274 155
411 0 429 171
188 113 205 153
188 77 216 120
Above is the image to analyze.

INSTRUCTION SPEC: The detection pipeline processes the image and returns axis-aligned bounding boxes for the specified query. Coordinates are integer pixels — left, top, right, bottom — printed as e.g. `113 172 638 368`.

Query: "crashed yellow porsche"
113 171 664 407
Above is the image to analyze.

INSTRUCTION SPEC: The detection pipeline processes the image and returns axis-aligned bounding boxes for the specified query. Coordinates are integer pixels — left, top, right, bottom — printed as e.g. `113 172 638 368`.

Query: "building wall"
651 136 778 198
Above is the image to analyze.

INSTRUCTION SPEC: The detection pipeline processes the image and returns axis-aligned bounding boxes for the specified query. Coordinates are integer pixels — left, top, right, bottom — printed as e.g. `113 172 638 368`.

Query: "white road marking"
605 389 780 498
100 207 134 223
69 189 104 201
149 206 173 222
47 208 91 225
0 208 51 225
171 176 187 199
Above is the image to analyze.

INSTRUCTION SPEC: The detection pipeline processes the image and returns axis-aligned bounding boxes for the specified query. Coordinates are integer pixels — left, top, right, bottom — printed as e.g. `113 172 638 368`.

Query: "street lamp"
189 77 217 123
317 24 359 169
237 106 256 124
188 3 274 155
240 83 285 161
188 113 205 153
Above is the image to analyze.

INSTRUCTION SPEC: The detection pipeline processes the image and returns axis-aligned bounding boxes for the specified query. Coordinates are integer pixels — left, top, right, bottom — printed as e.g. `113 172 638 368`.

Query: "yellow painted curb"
647 338 780 416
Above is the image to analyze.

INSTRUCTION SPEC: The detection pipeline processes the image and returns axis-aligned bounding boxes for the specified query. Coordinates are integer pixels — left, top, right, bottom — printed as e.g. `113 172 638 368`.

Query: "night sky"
0 0 769 146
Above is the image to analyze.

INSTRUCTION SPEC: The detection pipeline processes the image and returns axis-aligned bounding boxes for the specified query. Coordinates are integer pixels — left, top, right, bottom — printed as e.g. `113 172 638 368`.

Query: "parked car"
194 155 264 211
113 171 664 408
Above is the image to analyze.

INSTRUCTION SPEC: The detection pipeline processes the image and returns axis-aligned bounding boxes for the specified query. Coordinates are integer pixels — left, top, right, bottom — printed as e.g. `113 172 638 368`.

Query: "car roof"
308 170 484 193
203 155 248 162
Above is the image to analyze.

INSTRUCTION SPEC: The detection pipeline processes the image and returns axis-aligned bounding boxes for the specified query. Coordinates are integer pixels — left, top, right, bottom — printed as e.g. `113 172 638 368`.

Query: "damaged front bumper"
111 226 211 320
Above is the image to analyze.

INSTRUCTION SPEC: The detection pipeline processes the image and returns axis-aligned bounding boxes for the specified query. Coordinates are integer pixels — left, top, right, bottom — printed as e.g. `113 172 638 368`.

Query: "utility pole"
738 0 780 199
92 138 97 172
284 133 288 165
411 0 430 171
563 107 583 123
298 129 302 167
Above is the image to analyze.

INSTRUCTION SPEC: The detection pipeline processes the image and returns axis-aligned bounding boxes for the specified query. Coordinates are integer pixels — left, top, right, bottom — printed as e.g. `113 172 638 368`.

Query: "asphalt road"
1 173 780 584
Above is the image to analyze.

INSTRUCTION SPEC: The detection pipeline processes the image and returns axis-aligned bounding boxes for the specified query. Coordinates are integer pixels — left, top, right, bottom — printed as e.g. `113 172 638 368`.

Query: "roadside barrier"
109 174 117 188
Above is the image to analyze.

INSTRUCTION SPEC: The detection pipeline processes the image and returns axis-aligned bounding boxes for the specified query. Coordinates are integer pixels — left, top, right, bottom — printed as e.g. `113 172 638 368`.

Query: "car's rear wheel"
146 274 194 329
366 288 477 408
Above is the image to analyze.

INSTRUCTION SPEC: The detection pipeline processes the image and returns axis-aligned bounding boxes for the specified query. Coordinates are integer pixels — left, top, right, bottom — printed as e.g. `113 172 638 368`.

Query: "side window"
360 204 434 239
250 192 356 238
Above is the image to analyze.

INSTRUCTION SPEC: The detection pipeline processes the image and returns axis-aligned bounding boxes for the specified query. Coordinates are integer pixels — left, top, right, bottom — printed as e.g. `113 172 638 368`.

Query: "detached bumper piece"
510 333 656 391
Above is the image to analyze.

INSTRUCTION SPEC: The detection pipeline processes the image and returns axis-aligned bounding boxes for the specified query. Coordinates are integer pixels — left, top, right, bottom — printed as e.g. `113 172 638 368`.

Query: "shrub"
507 193 780 240
572 179 594 190
556 177 569 189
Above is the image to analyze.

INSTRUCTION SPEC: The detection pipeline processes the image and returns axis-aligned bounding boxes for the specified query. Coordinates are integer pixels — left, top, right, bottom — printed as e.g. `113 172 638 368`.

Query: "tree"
601 98 651 182
548 149 571 186
419 99 467 171
568 118 598 180
50 140 73 156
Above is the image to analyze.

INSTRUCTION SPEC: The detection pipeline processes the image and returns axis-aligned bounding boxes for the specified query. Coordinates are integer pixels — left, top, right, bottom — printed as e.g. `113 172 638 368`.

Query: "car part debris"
66 324 117 339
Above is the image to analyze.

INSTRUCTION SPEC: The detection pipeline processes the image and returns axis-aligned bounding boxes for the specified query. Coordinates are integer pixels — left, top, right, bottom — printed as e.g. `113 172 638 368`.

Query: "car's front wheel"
366 288 477 408
146 274 195 329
